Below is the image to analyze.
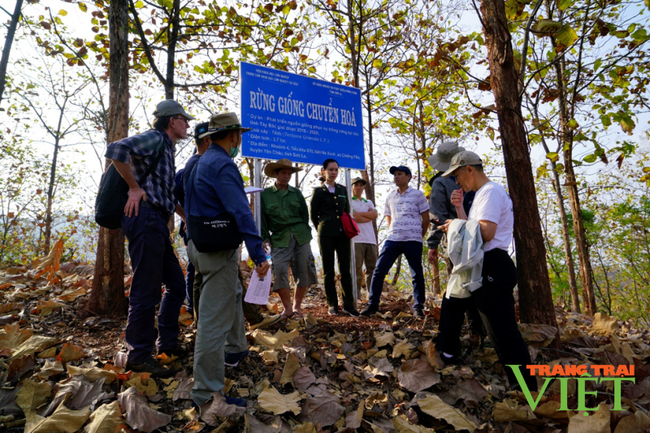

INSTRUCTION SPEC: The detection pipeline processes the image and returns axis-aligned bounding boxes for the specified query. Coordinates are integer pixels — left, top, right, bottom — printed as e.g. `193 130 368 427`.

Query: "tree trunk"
412 113 421 189
551 168 581 313
431 258 440 296
353 13 377 240
88 0 129 318
391 254 402 286
478 0 559 336
564 163 597 315
164 0 180 235
550 43 597 316
0 0 23 105
43 96 70 254
540 137 581 314
43 135 60 254
164 0 180 100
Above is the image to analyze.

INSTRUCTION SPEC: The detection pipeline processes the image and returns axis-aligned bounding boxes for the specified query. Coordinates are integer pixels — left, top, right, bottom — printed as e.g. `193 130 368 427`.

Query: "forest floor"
1 241 650 432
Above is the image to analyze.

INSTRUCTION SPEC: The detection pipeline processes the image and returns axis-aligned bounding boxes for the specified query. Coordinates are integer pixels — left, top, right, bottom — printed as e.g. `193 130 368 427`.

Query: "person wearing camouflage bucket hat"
428 140 465 172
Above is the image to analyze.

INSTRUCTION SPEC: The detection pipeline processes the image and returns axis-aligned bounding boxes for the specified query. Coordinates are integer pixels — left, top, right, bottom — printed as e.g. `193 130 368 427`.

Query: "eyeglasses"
173 116 190 125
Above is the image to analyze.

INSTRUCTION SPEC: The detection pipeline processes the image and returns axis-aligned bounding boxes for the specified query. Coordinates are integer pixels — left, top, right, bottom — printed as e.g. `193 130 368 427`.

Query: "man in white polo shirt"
360 166 430 318
350 177 378 298
437 151 537 392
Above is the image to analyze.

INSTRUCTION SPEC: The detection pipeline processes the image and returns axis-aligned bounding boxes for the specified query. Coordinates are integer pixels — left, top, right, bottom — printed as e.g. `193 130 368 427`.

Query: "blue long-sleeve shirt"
184 144 266 264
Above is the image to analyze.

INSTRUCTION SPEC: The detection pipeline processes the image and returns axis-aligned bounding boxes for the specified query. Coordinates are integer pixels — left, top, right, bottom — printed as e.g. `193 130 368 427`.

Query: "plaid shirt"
104 129 176 214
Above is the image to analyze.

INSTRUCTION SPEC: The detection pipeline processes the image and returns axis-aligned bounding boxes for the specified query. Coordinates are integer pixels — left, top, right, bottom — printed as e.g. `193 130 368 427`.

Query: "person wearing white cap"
105 99 194 378
426 141 484 342
437 151 537 392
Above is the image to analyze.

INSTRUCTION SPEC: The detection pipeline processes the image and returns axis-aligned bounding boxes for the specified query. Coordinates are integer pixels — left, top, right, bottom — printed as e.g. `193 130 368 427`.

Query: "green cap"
153 100 194 119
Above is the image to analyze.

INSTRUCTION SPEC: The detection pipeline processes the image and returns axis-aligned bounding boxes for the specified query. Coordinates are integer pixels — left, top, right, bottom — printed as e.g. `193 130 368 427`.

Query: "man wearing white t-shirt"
360 166 430 318
350 177 378 298
438 151 537 392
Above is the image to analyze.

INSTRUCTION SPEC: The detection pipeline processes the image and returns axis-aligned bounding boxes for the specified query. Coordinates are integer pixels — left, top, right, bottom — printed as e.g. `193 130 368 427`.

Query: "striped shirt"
384 187 429 242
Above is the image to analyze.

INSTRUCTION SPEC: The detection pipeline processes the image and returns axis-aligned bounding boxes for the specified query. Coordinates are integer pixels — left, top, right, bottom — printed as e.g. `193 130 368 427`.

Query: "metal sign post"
254 158 262 235
345 168 357 305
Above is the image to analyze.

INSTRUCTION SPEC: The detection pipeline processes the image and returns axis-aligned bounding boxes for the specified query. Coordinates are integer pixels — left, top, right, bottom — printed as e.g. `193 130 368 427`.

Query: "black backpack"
95 148 164 229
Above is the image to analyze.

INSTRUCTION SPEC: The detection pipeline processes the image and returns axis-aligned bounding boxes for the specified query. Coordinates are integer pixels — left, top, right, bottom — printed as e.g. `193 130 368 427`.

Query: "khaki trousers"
354 242 377 297
187 241 248 405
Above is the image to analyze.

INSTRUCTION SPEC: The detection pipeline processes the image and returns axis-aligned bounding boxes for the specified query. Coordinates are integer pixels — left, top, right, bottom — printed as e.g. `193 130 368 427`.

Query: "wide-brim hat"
351 177 366 186
264 159 303 178
153 100 195 120
441 151 483 177
428 141 466 172
201 112 252 138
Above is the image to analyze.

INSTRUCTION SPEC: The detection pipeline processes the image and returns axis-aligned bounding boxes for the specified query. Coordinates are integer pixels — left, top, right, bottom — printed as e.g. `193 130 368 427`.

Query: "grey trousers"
187 241 248 405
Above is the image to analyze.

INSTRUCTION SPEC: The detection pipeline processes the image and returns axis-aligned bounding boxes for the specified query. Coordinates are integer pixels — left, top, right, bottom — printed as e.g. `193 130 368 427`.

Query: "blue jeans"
368 240 425 308
122 207 186 364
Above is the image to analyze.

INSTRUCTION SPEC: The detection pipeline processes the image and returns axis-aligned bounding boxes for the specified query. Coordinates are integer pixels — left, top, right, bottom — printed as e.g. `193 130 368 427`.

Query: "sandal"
280 311 294 320
250 314 284 330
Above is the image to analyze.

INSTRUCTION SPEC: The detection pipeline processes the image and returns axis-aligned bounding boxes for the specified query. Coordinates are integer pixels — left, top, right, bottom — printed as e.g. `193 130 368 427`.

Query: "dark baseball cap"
389 165 412 177
194 122 209 140
351 177 366 186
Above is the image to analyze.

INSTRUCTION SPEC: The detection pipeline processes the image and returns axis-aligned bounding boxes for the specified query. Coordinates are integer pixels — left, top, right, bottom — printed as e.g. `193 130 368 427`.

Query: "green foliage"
0 134 82 266
539 153 650 326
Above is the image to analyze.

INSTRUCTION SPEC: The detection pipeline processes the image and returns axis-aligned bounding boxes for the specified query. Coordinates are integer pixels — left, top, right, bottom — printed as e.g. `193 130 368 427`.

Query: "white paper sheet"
244 186 264 194
244 268 272 305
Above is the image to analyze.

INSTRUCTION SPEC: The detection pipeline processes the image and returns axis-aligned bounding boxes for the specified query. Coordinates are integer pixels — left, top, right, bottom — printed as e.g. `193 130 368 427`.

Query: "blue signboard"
240 62 365 170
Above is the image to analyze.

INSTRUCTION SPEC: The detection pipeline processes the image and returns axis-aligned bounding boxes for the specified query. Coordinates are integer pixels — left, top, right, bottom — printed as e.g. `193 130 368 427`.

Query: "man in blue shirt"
105 100 193 378
185 112 270 408
173 122 210 319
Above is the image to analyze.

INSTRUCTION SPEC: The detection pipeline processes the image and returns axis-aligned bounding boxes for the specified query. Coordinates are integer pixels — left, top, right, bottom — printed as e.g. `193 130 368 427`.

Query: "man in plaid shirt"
105 100 193 377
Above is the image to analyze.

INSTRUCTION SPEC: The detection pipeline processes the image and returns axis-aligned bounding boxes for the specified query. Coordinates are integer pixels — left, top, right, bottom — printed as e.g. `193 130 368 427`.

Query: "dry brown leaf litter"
0 245 649 431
